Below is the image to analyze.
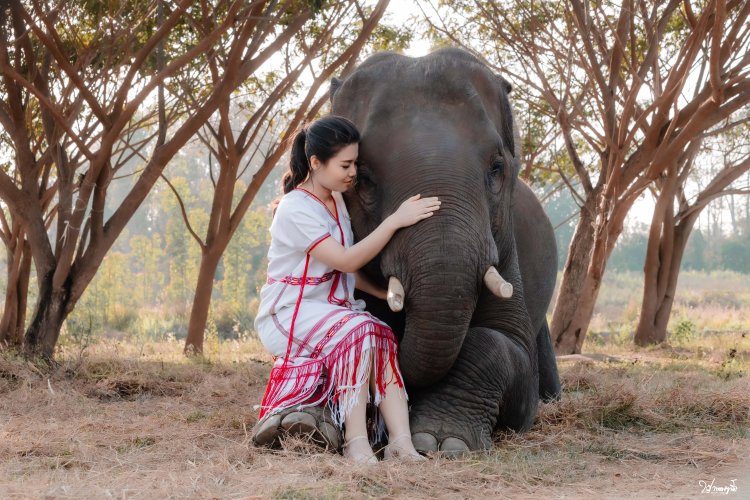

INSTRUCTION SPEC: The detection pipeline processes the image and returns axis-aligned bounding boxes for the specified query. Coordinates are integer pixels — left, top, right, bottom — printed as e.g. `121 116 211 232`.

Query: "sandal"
342 435 378 464
383 434 427 461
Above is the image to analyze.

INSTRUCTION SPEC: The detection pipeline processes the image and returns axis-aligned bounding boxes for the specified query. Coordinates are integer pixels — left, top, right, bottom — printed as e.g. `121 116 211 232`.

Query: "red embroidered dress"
254 188 405 436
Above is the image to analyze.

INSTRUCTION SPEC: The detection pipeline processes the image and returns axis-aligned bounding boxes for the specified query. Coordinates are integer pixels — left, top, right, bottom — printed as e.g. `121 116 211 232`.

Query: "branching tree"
422 0 750 353
635 113 750 345
165 0 391 355
0 0 327 360
0 208 32 346
0 0 104 346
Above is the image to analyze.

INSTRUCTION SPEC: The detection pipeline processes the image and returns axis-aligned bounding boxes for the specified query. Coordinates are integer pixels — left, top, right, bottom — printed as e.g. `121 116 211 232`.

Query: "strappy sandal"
383 434 427 461
342 435 378 464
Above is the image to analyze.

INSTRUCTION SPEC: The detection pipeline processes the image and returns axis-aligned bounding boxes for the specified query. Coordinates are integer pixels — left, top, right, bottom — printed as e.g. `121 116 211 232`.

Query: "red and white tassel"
258 320 405 443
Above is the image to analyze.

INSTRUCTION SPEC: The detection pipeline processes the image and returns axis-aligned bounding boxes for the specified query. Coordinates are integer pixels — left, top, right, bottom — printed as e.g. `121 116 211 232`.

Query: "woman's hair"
282 115 360 194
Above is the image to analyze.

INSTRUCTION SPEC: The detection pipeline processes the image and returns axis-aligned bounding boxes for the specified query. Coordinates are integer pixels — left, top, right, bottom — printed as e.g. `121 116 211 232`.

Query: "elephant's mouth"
385 266 512 314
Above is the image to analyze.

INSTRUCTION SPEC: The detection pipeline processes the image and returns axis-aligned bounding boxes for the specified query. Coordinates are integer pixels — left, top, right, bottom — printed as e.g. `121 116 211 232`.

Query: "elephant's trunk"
382 220 489 388
398 286 476 388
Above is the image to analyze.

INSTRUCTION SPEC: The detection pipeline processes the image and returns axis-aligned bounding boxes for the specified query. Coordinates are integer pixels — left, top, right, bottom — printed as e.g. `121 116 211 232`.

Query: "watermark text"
699 479 738 495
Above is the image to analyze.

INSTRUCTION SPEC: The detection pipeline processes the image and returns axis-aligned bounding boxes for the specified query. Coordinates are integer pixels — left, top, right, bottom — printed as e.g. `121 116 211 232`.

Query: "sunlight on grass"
583 270 750 347
1 329 748 498
2 270 748 498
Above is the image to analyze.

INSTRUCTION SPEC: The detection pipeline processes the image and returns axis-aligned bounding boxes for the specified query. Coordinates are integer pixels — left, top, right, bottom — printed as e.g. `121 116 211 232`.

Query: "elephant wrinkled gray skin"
252 48 561 456
330 48 561 455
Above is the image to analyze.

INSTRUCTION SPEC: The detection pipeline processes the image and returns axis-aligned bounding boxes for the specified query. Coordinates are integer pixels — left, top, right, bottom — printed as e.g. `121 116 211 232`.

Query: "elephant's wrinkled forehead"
333 53 512 156
373 79 492 125
361 109 478 162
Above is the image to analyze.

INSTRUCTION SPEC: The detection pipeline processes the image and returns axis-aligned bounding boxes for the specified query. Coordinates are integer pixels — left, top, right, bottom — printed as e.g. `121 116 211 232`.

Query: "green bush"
671 319 697 344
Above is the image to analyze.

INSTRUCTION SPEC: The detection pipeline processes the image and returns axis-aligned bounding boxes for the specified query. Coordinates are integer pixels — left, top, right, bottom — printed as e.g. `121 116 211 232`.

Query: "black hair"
282 115 360 194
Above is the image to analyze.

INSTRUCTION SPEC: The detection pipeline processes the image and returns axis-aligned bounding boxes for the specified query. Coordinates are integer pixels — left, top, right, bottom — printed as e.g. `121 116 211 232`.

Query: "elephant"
253 47 561 456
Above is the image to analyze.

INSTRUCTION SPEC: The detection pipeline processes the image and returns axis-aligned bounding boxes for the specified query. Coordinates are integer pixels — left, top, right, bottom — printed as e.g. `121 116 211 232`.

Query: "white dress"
254 188 405 437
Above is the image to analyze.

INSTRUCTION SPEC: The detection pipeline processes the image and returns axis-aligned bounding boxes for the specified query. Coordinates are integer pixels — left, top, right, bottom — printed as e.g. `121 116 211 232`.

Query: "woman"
253 115 440 463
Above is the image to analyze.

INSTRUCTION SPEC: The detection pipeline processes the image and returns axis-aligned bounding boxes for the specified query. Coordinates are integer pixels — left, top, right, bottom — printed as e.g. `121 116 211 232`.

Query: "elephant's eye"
487 156 505 194
356 173 378 205
490 158 504 176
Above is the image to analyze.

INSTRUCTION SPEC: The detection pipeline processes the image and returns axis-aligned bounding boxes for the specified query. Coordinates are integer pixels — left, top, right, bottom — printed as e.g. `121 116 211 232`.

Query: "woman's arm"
309 194 440 273
354 271 387 300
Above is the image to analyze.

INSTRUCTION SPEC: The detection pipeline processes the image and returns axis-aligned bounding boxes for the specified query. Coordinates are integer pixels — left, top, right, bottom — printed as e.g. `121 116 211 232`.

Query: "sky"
384 1 433 57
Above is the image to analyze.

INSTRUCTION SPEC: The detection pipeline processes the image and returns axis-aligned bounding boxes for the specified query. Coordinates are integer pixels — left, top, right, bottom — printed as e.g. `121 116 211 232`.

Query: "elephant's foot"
411 432 471 458
408 327 538 458
409 413 491 459
252 405 341 451
536 319 562 402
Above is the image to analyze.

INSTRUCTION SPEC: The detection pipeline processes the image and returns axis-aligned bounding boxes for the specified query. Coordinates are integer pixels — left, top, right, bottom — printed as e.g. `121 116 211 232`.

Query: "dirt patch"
0 340 747 498
85 376 189 401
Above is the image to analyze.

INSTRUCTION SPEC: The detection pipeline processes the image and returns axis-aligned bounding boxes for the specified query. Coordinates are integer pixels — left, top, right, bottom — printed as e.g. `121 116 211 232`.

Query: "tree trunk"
23 269 72 360
550 196 597 354
551 254 608 355
183 247 225 355
551 192 626 354
1 240 32 347
1 246 21 345
635 218 695 345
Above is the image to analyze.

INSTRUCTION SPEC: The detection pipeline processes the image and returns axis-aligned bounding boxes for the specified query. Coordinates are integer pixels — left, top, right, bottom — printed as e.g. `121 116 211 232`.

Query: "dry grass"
587 270 750 337
1 335 749 499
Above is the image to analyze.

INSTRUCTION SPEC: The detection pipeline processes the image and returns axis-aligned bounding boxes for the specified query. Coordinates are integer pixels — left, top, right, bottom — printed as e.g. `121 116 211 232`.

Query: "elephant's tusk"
484 267 513 299
387 276 405 312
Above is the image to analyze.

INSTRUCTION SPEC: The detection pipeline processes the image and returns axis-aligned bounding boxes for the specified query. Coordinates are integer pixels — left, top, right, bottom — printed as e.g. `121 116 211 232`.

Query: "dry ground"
0 334 748 499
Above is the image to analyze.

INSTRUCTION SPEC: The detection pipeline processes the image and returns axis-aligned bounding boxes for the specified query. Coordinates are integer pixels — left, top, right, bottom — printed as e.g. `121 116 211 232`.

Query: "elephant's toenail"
317 421 341 450
439 437 470 458
252 414 281 446
412 432 438 453
280 411 317 435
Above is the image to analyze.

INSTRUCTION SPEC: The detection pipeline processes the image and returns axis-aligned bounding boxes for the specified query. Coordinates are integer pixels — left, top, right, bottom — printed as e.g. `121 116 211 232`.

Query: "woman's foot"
383 434 427 461
342 435 378 464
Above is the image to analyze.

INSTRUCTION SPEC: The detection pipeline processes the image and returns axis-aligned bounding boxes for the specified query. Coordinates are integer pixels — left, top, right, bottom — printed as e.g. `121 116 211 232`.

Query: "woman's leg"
371 353 424 459
341 350 377 463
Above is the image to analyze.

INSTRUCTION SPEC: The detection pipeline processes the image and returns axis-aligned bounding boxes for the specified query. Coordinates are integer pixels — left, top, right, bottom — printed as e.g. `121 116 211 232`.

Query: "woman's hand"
310 194 439 273
386 194 441 230
354 271 387 300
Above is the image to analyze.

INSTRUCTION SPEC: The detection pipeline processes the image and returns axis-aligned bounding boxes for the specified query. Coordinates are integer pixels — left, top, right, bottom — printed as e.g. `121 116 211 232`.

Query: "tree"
422 0 750 353
0 0 327 360
165 0 393 355
0 207 31 346
635 114 750 345
0 0 104 347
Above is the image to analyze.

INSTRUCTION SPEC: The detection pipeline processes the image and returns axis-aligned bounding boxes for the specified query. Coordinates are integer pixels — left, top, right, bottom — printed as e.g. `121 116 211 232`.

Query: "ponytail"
280 115 360 196
282 129 310 194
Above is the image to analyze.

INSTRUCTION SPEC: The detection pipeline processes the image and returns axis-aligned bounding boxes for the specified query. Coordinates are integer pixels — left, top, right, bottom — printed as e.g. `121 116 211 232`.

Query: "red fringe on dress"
258 320 405 435
258 201 406 440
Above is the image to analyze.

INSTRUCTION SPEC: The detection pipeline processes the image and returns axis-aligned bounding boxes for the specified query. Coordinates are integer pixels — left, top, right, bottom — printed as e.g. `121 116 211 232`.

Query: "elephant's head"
331 48 525 388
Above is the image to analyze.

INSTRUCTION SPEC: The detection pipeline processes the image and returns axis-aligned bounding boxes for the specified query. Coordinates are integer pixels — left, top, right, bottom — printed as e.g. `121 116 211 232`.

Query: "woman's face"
311 143 358 193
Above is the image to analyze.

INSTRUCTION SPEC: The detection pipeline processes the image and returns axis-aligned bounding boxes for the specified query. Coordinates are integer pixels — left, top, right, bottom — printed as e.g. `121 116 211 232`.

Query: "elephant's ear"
510 104 521 160
329 77 343 102
494 74 519 159
501 76 521 159
497 75 512 95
